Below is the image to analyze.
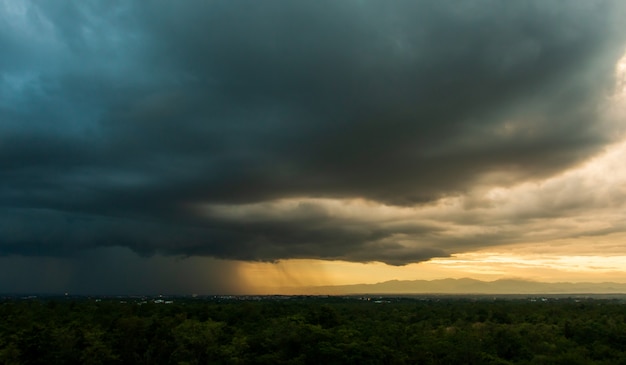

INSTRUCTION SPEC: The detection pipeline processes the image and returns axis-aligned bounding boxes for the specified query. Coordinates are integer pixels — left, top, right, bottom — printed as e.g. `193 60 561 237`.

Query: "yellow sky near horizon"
239 244 626 294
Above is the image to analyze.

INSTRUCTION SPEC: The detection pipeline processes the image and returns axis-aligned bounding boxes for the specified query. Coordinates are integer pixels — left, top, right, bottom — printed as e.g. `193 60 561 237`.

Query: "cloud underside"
1 1 626 265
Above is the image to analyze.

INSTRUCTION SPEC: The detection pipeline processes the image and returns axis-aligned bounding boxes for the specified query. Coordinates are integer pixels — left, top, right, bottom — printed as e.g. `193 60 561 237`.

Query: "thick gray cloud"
2 0 626 267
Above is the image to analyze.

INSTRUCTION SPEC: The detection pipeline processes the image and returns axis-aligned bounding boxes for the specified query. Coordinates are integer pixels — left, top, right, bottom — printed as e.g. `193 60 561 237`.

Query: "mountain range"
282 278 626 295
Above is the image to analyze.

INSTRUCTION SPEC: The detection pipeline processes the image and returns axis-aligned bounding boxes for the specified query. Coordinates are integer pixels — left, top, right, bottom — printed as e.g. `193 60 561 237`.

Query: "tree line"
1 296 625 364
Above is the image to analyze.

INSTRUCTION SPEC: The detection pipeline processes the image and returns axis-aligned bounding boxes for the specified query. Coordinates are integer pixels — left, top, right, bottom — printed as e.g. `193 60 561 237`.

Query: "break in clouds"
2 0 626 266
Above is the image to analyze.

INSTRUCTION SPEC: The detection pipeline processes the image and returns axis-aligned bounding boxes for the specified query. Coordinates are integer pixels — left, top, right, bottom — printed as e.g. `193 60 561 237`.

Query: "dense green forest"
1 295 625 364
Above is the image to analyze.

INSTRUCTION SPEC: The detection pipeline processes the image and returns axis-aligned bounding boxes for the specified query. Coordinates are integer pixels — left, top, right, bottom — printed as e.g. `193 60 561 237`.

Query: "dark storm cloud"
0 247 247 295
1 0 626 264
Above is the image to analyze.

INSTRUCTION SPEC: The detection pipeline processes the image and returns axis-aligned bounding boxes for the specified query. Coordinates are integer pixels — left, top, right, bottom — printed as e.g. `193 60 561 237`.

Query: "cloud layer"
2 1 626 265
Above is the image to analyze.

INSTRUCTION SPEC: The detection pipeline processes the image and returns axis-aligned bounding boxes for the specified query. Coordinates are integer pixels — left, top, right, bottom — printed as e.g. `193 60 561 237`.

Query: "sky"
2 0 626 295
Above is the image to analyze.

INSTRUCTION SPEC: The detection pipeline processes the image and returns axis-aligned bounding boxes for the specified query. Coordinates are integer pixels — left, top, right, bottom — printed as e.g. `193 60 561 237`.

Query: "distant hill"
287 278 626 295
